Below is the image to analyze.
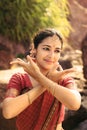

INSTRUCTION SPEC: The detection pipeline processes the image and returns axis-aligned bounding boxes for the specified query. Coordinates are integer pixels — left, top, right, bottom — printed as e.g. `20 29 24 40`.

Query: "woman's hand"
10 55 40 79
46 62 76 83
10 57 76 84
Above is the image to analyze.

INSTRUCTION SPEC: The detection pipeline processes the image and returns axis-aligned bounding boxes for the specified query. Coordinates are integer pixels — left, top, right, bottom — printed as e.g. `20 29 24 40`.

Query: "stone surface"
81 35 87 79
0 36 27 69
68 0 87 49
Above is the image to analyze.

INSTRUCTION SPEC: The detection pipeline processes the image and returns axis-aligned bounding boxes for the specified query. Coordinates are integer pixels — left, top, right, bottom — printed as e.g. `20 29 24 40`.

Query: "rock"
0 35 27 70
63 88 87 130
73 119 87 130
0 108 17 130
0 83 17 130
68 0 87 50
0 84 6 103
63 105 87 130
81 35 87 79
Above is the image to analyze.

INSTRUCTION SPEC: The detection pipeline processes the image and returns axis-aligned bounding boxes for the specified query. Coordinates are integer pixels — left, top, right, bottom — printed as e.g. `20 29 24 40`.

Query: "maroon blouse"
7 73 74 130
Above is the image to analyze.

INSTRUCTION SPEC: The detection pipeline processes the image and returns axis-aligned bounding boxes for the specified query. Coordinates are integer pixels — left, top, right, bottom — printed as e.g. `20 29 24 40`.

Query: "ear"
33 48 36 54
30 49 36 58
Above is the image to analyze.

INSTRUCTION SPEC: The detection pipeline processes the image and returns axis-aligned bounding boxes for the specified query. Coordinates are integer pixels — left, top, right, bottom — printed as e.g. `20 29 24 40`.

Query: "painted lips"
44 59 54 64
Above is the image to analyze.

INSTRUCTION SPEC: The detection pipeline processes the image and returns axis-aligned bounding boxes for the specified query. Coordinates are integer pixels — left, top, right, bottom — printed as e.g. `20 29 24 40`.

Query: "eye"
43 47 50 51
55 50 61 53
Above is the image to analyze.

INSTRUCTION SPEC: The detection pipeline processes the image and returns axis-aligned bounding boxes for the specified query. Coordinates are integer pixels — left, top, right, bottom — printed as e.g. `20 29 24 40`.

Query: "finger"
10 58 22 64
58 68 76 78
26 55 37 69
51 62 59 71
26 55 33 63
64 68 76 74
31 57 36 62
57 63 63 71
62 68 76 74
10 58 26 67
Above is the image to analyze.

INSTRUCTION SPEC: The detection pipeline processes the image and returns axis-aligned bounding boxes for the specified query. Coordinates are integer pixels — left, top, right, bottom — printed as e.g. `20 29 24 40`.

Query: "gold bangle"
27 92 31 104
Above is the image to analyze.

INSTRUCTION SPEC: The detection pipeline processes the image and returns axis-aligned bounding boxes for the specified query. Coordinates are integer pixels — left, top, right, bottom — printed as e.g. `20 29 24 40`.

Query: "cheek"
36 52 42 58
35 52 43 62
55 54 60 61
36 48 45 58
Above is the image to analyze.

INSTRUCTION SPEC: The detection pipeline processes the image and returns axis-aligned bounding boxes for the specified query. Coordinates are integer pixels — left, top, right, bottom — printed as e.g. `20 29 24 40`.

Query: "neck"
36 61 49 76
37 64 49 76
40 69 49 76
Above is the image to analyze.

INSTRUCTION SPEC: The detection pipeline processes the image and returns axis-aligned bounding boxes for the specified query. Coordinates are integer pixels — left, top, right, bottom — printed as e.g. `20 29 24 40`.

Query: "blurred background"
0 0 87 130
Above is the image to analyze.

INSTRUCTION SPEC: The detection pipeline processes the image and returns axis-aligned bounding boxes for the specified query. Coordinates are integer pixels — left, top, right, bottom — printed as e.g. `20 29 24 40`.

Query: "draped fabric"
7 73 74 130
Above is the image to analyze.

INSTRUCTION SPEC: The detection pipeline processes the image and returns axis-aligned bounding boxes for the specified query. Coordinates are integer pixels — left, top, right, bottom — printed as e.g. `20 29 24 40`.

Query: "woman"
2 28 81 130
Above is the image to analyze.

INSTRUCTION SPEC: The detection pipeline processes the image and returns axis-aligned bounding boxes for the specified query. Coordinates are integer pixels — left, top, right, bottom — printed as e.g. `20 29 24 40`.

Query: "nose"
48 51 55 58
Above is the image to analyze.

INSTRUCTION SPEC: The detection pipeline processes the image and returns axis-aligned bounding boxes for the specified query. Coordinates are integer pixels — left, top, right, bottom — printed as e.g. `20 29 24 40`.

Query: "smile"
44 59 54 64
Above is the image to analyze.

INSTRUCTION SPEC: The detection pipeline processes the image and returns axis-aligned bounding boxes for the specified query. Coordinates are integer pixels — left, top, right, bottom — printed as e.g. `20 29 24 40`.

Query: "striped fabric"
7 73 74 130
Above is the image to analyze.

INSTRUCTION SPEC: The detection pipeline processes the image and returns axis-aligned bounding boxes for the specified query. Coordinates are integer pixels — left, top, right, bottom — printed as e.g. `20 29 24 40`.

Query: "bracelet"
27 92 31 104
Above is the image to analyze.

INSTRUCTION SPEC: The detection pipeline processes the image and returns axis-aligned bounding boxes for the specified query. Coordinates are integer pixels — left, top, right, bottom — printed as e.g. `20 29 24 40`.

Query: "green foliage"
43 0 71 38
0 0 71 43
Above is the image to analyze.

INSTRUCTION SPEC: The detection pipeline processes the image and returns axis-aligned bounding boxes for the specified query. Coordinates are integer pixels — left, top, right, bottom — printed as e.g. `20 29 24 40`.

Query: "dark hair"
33 28 63 49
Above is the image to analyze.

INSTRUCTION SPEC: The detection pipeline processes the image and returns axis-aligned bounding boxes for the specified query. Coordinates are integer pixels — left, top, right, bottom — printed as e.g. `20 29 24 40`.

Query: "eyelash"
43 47 60 53
55 50 60 53
43 47 49 51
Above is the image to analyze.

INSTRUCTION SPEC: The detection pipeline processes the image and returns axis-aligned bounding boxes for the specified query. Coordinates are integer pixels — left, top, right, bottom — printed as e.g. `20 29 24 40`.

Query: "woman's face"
35 35 62 72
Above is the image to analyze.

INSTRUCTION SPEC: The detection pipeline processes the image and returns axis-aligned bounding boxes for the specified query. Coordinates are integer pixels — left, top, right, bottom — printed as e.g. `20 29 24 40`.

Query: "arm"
10 56 81 110
2 86 46 119
35 72 81 110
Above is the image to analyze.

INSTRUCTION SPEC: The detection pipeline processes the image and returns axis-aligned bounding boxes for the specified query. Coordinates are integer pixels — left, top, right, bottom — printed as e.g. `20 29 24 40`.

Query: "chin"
43 66 52 70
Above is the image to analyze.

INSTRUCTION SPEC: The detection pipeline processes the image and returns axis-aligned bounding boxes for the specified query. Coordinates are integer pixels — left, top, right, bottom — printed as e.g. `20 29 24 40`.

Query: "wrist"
26 92 32 105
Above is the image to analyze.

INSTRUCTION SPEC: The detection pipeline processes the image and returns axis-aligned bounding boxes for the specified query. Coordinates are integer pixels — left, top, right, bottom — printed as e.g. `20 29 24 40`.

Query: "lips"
44 59 54 64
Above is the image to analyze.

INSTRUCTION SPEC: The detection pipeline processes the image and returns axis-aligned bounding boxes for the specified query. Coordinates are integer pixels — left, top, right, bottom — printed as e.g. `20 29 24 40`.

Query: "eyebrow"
42 45 61 50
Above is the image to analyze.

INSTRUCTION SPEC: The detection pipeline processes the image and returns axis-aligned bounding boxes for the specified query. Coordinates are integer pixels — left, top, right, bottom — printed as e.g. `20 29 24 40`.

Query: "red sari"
7 73 74 130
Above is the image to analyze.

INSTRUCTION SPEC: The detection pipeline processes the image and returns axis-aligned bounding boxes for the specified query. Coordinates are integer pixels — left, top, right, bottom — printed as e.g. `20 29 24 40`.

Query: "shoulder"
7 72 32 91
59 77 75 87
8 72 28 83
